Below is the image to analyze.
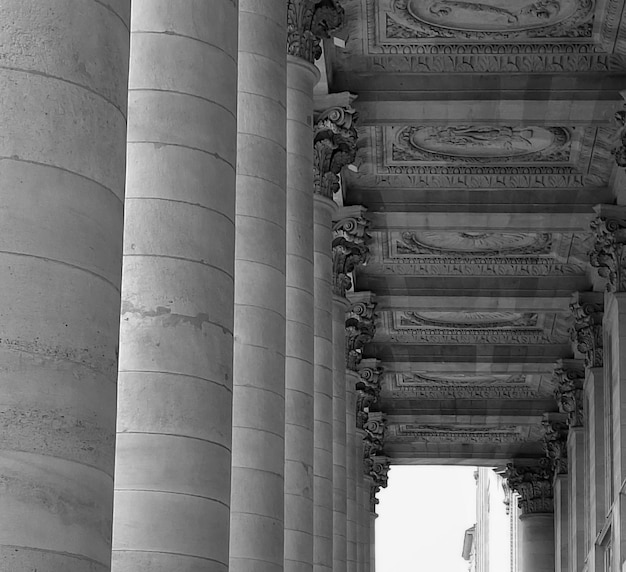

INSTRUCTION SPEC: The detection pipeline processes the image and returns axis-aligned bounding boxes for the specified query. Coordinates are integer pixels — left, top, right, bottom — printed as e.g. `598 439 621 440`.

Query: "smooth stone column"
333 295 349 572
0 2 129 569
554 475 569 572
112 2 237 570
569 427 586 572
313 194 337 572
356 429 368 572
346 370 360 572
370 511 377 572
230 3 287 572
519 514 555 572
284 55 319 572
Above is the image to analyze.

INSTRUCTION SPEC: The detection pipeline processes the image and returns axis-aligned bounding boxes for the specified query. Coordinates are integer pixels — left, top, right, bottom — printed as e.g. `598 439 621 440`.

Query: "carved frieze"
386 371 539 399
541 413 569 475
502 460 554 515
553 359 585 427
362 230 590 277
345 291 377 370
392 125 572 165
589 204 626 292
332 206 371 297
314 101 358 199
570 291 604 368
287 0 345 62
389 424 526 443
379 310 571 345
356 358 383 429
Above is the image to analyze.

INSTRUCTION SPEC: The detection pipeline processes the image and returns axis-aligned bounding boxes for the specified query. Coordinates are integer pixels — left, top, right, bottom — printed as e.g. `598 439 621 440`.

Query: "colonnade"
0 1 388 571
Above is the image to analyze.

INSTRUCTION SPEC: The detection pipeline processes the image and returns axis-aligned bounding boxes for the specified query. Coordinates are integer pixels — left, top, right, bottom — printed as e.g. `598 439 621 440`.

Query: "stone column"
346 369 360 572
283 18 321 572
504 462 555 572
331 207 369 572
229 4 287 572
0 2 129 569
112 2 237 571
356 431 369 572
554 474 570 572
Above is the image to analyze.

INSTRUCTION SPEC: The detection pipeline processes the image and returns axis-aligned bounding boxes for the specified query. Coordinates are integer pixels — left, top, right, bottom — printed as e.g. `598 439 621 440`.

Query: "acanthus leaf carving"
314 98 359 199
570 291 604 368
589 204 626 292
287 0 345 62
553 359 585 427
502 460 554 515
333 206 371 297
356 358 383 430
541 413 569 476
345 291 376 371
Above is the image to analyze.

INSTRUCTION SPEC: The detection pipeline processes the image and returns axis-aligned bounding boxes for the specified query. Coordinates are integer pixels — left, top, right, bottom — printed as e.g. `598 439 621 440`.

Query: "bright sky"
376 465 478 572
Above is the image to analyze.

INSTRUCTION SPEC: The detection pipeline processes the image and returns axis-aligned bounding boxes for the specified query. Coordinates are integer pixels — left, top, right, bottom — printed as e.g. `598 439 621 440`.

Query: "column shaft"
0 2 129 569
568 428 586 572
313 195 337 572
346 371 360 572
519 514 555 572
112 2 238 570
230 3 287 571
554 475 569 572
333 296 349 572
284 56 319 572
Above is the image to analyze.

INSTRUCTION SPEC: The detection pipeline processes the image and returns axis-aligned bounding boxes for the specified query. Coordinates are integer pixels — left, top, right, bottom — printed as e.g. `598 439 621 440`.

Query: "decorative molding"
314 98 359 199
389 424 527 443
368 455 391 512
386 371 539 399
380 310 571 345
333 206 371 297
589 204 626 292
553 359 585 427
541 413 569 475
570 291 604 368
356 358 383 429
345 291 377 370
287 0 345 62
502 460 554 515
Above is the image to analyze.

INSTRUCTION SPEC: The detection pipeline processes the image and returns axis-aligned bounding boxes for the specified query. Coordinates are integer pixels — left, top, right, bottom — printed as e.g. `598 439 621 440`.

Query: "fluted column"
112 2 237 570
230 3 287 572
284 52 319 572
0 2 129 569
504 462 555 572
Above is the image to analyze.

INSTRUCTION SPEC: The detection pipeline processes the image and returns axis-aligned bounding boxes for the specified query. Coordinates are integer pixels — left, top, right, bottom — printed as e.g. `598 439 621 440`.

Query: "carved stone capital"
370 455 390 491
356 358 383 430
502 460 554 516
314 97 358 199
541 413 569 476
332 206 371 297
553 359 585 428
590 204 626 292
363 410 387 489
570 291 604 368
345 291 376 371
287 0 345 63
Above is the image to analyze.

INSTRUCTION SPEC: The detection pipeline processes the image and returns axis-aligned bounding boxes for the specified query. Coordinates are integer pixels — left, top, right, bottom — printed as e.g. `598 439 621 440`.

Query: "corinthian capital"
332 205 371 297
541 413 569 476
570 292 604 368
314 94 358 199
502 460 554 516
368 455 391 512
553 359 585 427
356 358 383 429
345 291 376 371
590 204 626 292
287 0 345 63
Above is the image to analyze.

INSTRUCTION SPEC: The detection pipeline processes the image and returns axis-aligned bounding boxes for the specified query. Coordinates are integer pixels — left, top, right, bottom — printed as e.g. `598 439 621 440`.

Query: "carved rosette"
589 204 626 292
287 0 345 63
345 291 376 371
332 206 371 297
503 461 554 516
541 414 569 476
356 358 383 430
553 359 585 427
314 104 358 199
570 292 604 368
